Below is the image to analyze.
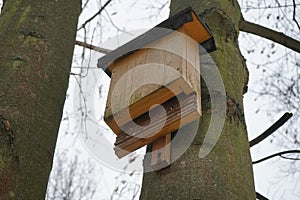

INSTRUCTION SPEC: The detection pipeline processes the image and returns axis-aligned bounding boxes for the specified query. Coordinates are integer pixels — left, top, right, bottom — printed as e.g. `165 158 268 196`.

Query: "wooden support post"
151 133 171 171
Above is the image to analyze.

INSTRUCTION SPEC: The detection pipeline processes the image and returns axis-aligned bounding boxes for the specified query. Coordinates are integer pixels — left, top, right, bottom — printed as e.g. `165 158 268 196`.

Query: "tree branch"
279 154 300 161
75 40 112 54
292 0 300 31
252 150 300 164
249 112 293 147
256 192 269 200
0 0 5 13
239 19 300 53
78 0 112 30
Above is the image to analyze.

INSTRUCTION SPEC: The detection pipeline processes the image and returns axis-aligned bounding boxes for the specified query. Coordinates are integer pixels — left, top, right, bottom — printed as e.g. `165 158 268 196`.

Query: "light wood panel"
104 30 201 136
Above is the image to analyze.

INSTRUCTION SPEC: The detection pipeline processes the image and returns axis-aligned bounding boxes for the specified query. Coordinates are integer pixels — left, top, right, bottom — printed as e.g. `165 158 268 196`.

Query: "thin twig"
249 112 293 147
279 154 300 161
292 0 300 31
252 150 300 164
75 40 112 54
239 18 300 53
78 0 112 30
241 3 300 10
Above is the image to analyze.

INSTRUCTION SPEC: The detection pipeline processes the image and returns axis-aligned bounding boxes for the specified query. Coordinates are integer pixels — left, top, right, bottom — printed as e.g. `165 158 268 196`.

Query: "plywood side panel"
105 77 189 135
105 54 132 119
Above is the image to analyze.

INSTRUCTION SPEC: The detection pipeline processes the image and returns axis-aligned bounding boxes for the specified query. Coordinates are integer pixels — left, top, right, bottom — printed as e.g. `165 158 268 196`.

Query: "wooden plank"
117 51 137 115
116 103 197 146
115 109 199 158
104 76 193 135
151 134 171 171
163 32 183 84
186 36 201 115
114 93 200 158
105 83 178 135
105 52 136 118
180 28 188 82
130 49 148 104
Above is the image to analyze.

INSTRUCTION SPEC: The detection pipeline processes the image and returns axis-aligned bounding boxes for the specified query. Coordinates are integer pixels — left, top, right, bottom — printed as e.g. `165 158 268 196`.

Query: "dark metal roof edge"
156 6 194 29
97 7 195 71
200 37 217 55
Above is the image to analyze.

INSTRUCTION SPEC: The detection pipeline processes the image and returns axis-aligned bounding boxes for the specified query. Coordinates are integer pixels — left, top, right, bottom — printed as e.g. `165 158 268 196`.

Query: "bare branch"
78 0 112 30
252 150 300 164
239 19 300 53
249 112 293 147
279 154 300 161
292 0 300 31
75 40 112 54
256 192 269 200
241 3 300 10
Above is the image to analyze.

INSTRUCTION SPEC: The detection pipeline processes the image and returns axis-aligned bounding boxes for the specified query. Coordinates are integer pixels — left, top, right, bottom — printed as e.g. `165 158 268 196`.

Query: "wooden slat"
186 35 201 115
181 29 188 82
114 93 200 158
105 52 136 120
151 134 171 171
130 49 148 104
104 76 193 135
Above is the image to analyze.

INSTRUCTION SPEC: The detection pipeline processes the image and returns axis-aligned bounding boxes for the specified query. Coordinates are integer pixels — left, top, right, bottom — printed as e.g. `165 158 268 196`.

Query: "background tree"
0 1 81 199
46 150 98 200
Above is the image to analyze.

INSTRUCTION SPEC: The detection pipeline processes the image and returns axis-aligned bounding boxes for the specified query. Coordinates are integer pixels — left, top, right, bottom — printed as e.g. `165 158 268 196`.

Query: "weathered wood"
185 31 202 114
151 134 171 171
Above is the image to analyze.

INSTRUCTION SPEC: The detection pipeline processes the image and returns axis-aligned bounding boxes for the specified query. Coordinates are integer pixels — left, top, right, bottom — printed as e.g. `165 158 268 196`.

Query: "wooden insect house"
98 7 216 170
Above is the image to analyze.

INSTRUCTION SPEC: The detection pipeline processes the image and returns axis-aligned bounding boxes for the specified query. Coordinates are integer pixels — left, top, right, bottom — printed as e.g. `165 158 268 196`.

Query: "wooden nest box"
98 7 216 165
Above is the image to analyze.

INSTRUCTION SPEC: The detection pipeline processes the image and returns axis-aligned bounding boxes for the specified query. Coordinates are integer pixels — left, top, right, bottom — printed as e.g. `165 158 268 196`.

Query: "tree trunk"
140 1 256 199
0 1 81 199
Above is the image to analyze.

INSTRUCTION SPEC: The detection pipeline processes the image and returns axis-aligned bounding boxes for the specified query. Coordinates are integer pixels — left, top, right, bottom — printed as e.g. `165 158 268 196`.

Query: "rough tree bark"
0 1 81 199
140 0 256 199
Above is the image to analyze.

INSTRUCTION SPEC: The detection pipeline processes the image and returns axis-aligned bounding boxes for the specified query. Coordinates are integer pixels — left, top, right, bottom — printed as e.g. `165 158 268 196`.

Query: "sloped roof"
98 6 216 77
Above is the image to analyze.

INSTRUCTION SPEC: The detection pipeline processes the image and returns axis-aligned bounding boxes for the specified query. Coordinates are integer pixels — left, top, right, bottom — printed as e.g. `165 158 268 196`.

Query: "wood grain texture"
104 30 201 136
114 93 200 158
